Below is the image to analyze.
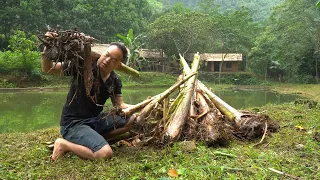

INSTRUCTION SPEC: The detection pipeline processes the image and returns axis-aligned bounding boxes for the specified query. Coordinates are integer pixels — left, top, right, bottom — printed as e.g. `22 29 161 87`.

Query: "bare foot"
51 138 68 161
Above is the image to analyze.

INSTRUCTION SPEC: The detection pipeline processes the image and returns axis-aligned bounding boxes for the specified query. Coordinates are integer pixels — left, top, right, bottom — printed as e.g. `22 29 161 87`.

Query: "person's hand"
121 104 135 117
85 35 94 42
44 32 58 39
123 104 134 109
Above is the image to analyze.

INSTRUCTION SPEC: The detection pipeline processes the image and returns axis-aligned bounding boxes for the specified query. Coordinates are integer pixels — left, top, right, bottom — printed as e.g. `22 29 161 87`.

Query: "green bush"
0 79 16 88
0 30 42 77
118 72 177 86
198 72 262 85
0 51 41 74
284 74 317 84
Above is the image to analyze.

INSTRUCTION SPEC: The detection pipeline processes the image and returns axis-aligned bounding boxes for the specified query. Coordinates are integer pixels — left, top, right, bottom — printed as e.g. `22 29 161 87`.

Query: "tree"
0 0 153 48
147 0 165 15
269 0 320 83
74 0 152 43
0 30 40 75
158 0 285 21
248 27 278 81
213 7 257 82
247 0 320 83
202 0 284 21
147 10 215 57
197 0 220 16
117 28 144 69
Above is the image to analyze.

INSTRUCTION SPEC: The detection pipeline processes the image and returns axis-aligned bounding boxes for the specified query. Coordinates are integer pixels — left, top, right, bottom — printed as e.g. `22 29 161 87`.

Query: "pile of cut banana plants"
120 53 279 147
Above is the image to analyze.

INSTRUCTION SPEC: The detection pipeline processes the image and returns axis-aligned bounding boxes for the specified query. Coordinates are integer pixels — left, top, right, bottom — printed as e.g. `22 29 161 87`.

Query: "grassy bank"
2 72 319 101
0 72 178 88
0 103 319 179
270 83 320 101
0 71 233 90
0 71 259 88
235 83 320 102
1 72 320 179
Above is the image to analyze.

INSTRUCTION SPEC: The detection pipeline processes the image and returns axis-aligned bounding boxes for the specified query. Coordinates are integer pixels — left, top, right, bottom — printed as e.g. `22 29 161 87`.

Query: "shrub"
198 72 263 85
0 30 41 76
0 50 41 75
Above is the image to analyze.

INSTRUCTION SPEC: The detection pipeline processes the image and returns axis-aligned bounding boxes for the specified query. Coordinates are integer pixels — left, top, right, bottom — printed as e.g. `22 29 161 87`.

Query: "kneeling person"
42 40 135 161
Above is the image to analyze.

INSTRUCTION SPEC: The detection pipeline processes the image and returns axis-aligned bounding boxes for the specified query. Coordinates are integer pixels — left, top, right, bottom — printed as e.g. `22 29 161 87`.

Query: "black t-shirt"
60 62 122 126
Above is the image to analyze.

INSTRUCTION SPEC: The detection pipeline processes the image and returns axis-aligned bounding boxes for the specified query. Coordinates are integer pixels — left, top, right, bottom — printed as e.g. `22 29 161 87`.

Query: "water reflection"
215 89 299 109
0 88 300 133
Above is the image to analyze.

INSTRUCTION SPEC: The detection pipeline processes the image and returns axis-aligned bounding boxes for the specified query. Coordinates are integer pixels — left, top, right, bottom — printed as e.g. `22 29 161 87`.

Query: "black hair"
109 42 128 64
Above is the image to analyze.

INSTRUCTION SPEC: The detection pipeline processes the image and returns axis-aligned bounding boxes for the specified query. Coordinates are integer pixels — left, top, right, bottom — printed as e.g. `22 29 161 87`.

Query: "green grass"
269 83 320 101
235 83 320 101
0 71 236 90
1 73 320 179
0 72 177 88
0 103 319 179
119 72 177 87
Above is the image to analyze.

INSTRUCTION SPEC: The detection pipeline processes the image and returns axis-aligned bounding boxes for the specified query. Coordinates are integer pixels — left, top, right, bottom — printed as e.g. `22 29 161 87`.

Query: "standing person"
42 35 136 161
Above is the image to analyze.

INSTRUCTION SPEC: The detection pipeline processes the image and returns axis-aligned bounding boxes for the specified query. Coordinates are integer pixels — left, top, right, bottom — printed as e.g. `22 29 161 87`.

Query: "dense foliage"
158 0 284 21
0 30 41 76
0 0 152 49
148 10 216 56
248 0 320 83
1 92 319 179
147 5 257 55
1 0 319 83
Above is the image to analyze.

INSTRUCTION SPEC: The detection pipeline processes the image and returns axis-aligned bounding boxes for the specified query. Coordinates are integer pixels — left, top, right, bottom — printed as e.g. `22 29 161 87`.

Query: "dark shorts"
60 113 127 152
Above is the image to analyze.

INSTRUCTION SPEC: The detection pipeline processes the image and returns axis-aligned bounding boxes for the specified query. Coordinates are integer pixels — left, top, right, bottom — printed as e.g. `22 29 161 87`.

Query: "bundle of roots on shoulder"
38 27 95 103
122 53 280 147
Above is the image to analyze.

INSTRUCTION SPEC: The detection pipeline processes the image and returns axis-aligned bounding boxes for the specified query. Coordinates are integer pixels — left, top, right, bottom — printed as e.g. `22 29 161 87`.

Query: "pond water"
0 87 301 133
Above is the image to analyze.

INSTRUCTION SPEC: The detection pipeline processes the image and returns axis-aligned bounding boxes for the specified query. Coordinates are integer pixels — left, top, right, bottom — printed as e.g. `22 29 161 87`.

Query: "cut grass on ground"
0 103 319 179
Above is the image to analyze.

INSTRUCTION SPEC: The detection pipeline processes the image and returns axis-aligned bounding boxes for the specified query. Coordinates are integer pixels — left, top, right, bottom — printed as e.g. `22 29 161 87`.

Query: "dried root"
38 27 96 103
234 112 279 140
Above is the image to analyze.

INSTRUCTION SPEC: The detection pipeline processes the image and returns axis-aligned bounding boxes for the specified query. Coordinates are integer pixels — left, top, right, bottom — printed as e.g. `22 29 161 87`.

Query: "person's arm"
111 95 132 109
41 47 64 75
41 32 65 75
42 49 100 75
91 51 101 62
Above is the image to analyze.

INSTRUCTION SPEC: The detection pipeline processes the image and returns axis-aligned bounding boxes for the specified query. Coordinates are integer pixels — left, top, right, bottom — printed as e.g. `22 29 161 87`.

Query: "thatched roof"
91 44 241 62
202 53 242 62
91 45 166 59
91 44 109 54
186 53 243 62
138 49 167 59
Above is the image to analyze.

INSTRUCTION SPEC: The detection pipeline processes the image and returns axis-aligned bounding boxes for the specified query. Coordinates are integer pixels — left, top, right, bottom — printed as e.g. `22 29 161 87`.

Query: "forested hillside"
0 0 152 46
0 0 319 84
158 0 284 20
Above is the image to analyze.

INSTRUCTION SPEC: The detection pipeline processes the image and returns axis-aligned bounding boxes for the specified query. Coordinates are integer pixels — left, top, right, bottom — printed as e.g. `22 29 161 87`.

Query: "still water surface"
0 87 301 133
